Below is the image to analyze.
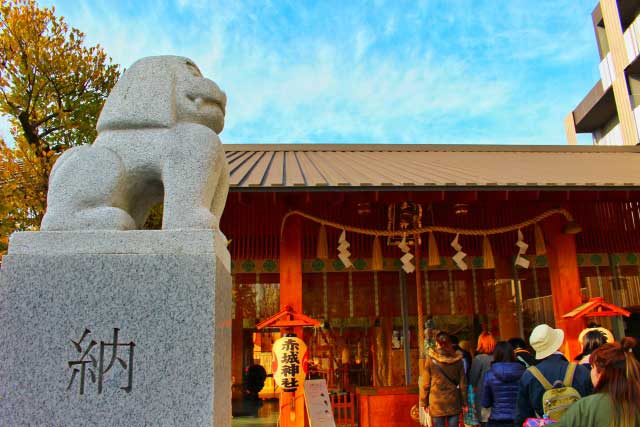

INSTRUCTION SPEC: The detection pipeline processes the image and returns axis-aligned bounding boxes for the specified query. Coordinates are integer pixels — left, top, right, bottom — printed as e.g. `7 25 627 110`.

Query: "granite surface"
8 230 230 271
41 56 229 232
0 230 231 426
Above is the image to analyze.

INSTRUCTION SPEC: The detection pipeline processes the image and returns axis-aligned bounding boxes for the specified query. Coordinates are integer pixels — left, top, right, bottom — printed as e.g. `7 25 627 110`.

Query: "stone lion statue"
41 56 229 231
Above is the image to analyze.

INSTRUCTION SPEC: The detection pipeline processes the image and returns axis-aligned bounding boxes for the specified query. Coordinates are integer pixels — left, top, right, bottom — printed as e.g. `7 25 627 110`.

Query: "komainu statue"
41 56 229 231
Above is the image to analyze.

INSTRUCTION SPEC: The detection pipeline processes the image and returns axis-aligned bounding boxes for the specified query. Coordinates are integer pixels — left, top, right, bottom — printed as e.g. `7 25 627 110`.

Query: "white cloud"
384 16 396 36
218 39 514 144
32 0 599 146
354 29 375 61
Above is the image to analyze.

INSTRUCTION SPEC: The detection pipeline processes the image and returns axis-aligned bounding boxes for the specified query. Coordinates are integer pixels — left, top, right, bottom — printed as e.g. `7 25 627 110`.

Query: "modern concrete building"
566 0 640 145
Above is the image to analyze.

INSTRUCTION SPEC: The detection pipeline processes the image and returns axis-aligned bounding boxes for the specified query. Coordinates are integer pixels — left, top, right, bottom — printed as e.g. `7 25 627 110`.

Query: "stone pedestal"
0 230 231 427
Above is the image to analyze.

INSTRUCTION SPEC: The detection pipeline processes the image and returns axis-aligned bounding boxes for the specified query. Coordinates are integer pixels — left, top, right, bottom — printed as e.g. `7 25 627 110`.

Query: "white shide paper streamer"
398 234 415 273
515 229 530 269
451 233 468 271
337 229 353 268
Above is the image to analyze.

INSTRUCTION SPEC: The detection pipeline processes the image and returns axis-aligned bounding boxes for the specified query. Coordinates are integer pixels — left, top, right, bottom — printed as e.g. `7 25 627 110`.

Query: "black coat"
481 362 525 421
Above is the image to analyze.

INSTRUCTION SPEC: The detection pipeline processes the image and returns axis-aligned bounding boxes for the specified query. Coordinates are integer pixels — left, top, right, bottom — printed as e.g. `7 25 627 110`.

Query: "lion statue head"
97 55 227 134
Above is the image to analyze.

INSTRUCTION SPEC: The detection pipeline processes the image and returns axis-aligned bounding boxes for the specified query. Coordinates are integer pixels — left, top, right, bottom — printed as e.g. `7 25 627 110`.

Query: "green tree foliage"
0 0 120 252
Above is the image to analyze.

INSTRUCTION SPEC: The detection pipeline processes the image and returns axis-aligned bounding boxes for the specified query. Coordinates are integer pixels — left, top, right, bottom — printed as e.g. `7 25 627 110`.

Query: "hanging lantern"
272 334 309 393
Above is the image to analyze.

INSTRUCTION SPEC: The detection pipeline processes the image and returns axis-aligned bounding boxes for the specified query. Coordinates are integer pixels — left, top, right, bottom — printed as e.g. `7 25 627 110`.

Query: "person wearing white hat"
514 324 593 425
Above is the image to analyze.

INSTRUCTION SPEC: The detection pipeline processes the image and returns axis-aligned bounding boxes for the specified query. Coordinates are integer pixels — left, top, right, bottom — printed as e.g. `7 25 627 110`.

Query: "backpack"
527 362 581 420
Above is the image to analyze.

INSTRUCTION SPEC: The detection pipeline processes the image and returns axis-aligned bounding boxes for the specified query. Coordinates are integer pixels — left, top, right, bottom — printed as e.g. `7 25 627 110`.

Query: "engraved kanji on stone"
67 328 135 395
98 328 135 393
67 329 98 395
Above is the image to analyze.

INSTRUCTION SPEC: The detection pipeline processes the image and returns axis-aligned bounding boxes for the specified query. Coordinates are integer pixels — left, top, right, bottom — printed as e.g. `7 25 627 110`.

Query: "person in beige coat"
421 332 468 427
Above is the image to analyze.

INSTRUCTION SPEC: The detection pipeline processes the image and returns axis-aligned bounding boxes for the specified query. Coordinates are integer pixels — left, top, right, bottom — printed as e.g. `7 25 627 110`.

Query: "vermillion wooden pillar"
543 215 584 359
280 215 303 312
279 215 306 426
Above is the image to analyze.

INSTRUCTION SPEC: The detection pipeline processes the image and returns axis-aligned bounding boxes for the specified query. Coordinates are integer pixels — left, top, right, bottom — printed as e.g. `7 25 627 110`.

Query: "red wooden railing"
331 392 356 427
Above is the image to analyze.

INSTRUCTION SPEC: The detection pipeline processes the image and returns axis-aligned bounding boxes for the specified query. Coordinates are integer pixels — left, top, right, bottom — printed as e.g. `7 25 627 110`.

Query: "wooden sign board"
303 379 336 427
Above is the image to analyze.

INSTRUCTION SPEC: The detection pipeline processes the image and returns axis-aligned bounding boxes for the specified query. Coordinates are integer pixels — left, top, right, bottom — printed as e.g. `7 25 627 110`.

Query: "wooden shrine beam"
501 191 541 202
279 210 303 312
407 191 448 203
538 191 571 203
227 189 639 208
543 214 584 359
477 190 509 202
567 191 600 202
279 214 305 427
598 190 632 202
444 190 479 203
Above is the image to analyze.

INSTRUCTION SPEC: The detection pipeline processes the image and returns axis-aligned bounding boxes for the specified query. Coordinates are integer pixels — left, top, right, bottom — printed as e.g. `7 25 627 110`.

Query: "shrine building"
221 143 640 425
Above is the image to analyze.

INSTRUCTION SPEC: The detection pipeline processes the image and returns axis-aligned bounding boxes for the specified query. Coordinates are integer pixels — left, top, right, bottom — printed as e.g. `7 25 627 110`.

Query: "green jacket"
421 348 468 417
555 392 640 427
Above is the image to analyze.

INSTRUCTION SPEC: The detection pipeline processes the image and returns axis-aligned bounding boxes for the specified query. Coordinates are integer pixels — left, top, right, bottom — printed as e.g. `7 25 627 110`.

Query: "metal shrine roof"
224 144 640 190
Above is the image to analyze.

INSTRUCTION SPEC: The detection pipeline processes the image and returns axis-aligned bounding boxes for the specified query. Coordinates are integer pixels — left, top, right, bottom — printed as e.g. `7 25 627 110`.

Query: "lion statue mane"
41 56 229 231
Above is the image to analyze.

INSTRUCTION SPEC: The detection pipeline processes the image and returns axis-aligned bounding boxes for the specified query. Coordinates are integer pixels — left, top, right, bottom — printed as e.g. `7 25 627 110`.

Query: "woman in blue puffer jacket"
481 341 525 427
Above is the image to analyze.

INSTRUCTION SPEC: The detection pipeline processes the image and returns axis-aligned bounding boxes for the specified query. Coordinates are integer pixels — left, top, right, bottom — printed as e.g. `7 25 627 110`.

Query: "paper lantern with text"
272 335 308 392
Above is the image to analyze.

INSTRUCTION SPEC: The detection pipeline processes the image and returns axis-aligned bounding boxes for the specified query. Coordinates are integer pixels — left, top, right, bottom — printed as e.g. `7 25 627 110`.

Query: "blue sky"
32 0 600 145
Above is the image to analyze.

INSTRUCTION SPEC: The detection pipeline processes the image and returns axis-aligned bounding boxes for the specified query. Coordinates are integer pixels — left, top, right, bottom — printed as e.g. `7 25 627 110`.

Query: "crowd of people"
420 323 640 427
